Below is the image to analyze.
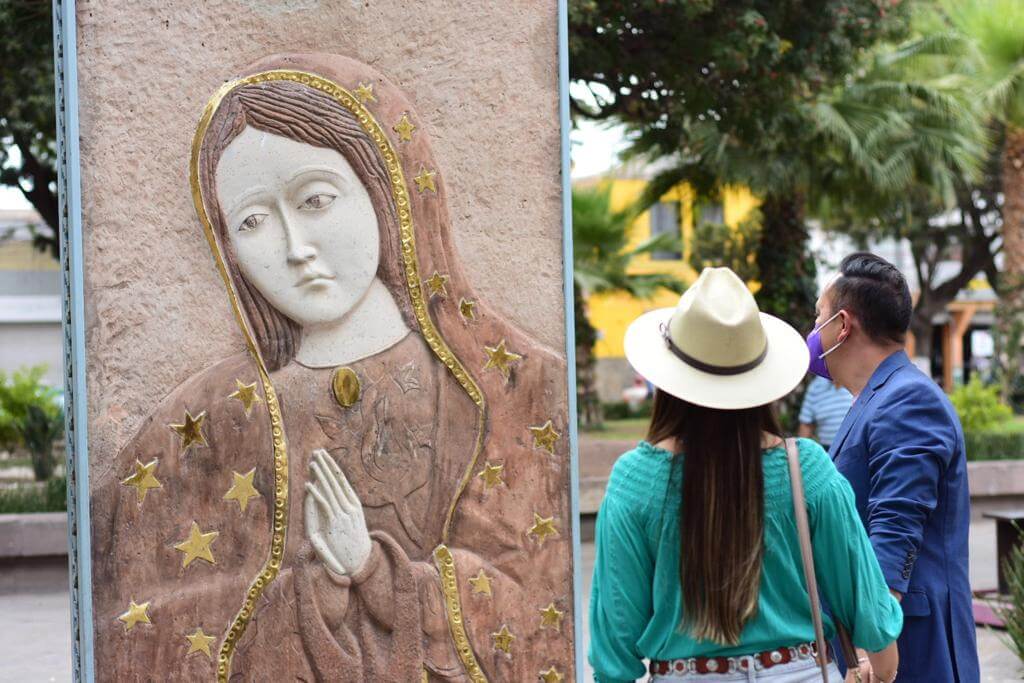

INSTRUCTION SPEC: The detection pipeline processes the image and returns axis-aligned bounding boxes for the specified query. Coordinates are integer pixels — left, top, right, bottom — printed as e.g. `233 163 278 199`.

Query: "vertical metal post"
51 0 94 679
556 0 585 678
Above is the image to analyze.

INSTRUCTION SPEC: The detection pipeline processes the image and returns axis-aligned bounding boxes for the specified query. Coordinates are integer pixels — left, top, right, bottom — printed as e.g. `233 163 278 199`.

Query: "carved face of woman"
216 127 380 327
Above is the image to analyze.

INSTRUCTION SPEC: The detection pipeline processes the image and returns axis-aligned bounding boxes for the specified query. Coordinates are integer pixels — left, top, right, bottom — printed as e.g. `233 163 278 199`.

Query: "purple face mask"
806 311 844 380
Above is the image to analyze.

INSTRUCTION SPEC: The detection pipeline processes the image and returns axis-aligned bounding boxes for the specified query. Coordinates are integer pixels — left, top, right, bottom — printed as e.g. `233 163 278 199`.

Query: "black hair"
831 252 912 345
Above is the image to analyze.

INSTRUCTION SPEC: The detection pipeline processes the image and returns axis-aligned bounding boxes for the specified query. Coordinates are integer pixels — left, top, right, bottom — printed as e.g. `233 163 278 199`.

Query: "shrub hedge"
0 476 67 514
965 430 1024 461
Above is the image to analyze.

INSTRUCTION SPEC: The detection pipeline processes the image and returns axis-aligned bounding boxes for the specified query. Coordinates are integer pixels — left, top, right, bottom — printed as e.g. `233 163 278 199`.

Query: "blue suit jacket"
829 352 978 683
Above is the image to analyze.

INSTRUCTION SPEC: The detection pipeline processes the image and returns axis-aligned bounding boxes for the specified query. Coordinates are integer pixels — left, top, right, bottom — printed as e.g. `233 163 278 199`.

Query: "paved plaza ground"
0 520 1020 681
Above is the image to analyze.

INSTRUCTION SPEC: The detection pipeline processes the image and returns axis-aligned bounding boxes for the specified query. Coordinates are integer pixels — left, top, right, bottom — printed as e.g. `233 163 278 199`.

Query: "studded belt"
649 642 825 676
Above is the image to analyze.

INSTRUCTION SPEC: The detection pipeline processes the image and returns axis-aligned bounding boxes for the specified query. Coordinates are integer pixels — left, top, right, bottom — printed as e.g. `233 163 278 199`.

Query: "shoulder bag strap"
784 437 832 682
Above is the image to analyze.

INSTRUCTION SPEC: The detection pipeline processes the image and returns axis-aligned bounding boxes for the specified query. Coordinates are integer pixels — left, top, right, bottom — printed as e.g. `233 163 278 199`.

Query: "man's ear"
837 309 854 342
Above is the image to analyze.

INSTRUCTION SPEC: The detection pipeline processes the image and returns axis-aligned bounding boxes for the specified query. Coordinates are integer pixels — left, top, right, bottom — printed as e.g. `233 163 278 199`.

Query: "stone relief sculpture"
91 53 574 682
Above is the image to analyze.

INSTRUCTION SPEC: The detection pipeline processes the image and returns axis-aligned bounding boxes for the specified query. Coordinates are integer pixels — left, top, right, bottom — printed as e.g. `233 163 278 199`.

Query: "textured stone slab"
0 513 68 558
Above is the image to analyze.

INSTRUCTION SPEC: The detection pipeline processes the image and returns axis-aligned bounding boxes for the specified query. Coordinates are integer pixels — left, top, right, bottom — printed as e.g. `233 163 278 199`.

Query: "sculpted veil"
91 53 574 682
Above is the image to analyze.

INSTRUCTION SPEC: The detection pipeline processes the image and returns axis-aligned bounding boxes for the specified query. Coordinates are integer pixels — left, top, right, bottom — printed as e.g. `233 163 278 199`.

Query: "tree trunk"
24 405 56 481
30 445 54 482
756 192 818 429
909 310 934 366
574 284 603 429
755 193 818 335
9 136 60 260
996 126 1024 402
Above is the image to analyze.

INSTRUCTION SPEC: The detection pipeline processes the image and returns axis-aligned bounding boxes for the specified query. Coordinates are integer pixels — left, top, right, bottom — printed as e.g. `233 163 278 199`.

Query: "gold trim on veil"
189 70 488 683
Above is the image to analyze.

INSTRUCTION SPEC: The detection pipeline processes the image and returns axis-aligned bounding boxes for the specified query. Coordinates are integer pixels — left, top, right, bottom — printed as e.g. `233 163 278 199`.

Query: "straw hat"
624 267 809 410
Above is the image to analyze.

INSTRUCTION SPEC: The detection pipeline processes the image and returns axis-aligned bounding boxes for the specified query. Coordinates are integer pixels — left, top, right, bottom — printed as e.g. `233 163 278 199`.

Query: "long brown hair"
197 80 417 370
647 388 782 645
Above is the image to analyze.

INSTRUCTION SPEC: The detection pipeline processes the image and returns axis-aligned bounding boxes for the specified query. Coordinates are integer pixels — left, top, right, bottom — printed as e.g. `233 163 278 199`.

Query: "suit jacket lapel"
827 351 912 459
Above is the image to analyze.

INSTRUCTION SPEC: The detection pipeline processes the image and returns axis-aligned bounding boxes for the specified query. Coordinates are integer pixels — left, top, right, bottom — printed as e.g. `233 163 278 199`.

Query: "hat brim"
623 308 810 410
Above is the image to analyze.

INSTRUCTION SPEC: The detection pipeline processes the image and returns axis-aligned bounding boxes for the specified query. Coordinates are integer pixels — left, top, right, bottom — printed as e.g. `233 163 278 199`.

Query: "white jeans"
649 656 843 682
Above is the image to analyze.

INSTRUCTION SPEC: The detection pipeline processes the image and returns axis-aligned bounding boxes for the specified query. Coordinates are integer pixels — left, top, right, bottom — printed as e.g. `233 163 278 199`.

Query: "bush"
0 476 67 514
965 430 1024 461
602 400 652 421
0 366 63 480
999 524 1024 667
951 379 1013 433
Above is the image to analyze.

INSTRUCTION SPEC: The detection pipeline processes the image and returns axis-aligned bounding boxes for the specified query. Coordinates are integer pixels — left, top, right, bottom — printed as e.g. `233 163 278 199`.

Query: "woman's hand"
864 643 898 683
845 645 898 683
304 449 372 576
844 658 869 683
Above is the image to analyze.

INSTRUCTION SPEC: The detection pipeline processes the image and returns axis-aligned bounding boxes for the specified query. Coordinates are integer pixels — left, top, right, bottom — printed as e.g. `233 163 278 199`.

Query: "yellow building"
575 168 759 401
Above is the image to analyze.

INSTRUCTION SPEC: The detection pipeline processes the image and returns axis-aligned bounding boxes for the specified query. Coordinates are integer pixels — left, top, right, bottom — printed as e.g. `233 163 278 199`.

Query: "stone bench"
0 512 68 559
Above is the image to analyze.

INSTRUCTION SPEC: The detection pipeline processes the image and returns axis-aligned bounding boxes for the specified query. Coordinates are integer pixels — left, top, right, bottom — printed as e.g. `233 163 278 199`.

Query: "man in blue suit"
808 253 978 682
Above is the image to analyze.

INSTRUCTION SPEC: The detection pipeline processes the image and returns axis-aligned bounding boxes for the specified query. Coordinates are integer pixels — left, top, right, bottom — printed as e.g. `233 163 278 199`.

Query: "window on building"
696 200 725 227
650 201 682 260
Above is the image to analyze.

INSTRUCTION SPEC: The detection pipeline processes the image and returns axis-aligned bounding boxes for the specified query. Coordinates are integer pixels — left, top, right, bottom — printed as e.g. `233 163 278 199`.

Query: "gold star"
483 339 522 382
528 513 558 546
491 624 515 654
424 271 448 299
228 379 261 416
540 666 564 683
174 521 218 568
539 602 564 631
393 113 416 142
118 599 151 632
169 410 207 452
121 458 161 503
185 627 216 658
476 461 504 490
459 298 476 321
468 569 493 596
354 81 376 103
223 469 261 513
529 420 561 454
413 168 437 193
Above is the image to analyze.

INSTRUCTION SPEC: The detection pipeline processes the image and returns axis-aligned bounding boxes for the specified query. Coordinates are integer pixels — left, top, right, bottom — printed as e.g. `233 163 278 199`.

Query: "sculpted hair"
831 252 912 345
198 80 417 370
647 389 781 646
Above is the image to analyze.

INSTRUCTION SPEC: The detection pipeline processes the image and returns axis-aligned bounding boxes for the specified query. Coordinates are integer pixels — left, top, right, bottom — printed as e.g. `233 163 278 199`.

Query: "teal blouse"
588 439 903 683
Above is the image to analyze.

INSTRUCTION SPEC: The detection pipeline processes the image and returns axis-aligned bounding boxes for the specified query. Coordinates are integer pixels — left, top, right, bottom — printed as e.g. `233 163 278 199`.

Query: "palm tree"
815 34 991 361
573 186 685 428
938 0 1024 275
892 0 1024 395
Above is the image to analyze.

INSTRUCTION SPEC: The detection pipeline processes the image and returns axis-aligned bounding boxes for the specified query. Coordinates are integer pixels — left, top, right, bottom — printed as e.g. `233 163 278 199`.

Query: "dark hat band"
660 321 769 376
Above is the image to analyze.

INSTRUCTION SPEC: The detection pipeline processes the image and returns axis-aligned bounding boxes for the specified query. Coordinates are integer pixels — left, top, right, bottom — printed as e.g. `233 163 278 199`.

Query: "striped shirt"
798 376 854 448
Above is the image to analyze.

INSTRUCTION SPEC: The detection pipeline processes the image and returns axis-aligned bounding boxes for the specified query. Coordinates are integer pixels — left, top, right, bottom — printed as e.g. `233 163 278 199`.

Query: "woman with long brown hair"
589 267 901 682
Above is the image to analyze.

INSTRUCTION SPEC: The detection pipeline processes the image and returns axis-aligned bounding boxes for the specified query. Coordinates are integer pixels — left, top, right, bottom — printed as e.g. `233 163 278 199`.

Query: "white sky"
571 119 629 179
0 185 31 211
568 81 629 179
0 145 33 211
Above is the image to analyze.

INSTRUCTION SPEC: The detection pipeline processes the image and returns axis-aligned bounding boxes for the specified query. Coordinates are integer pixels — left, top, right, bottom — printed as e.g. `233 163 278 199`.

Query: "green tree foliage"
949 0 1024 405
569 0 909 143
570 0 911 334
0 365 63 480
573 186 685 427
0 0 58 257
904 0 1024 399
817 26 996 360
688 208 761 283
